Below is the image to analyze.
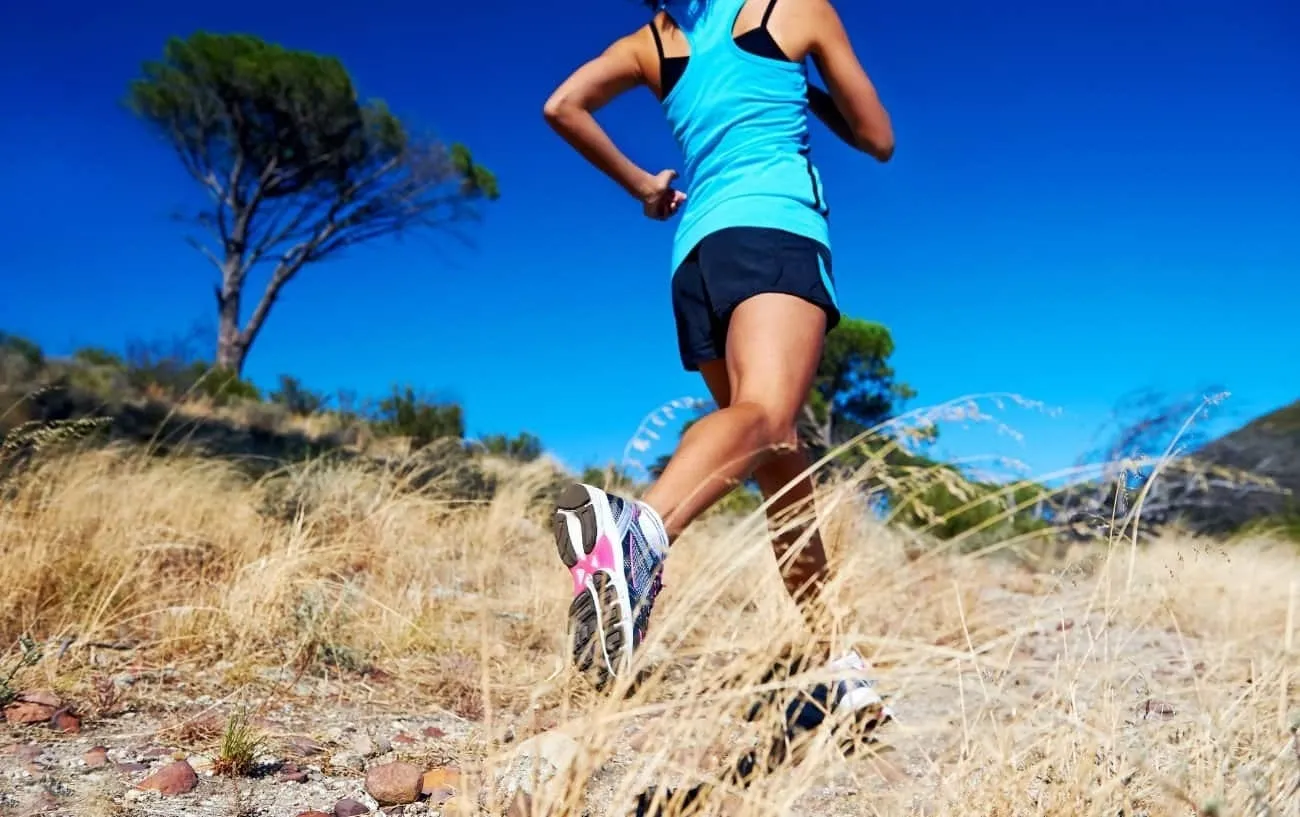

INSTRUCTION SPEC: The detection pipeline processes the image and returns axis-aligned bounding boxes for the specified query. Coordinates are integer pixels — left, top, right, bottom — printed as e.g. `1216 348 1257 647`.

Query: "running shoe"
552 482 669 690
748 648 894 759
794 650 894 755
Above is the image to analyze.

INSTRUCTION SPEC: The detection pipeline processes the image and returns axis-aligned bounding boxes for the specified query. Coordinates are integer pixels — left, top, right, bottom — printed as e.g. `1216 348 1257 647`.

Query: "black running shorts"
670 226 841 372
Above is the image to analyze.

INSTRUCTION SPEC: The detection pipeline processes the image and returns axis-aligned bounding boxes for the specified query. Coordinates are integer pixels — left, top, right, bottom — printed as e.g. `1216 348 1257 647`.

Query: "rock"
497 730 580 800
4 701 56 725
84 746 109 768
351 732 375 757
11 743 44 762
16 690 60 708
628 730 651 752
331 750 365 772
365 761 424 805
352 731 390 757
333 798 370 817
296 812 331 817
187 754 215 775
285 735 328 757
517 731 578 768
50 709 80 734
17 790 60 815
421 726 445 739
137 760 199 795
116 761 150 774
506 791 534 817
280 762 309 783
440 797 474 817
421 766 460 803
393 732 417 745
1138 699 1176 719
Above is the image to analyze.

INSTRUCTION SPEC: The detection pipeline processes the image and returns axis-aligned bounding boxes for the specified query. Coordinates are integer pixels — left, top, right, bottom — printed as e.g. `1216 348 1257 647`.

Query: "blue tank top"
657 0 830 275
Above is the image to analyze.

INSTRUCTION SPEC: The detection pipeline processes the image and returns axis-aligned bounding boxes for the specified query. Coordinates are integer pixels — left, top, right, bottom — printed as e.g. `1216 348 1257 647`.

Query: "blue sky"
2 0 1297 481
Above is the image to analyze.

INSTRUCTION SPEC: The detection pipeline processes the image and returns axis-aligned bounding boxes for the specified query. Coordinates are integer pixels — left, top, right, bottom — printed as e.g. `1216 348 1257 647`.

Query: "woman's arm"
806 0 894 162
806 79 858 149
543 33 684 218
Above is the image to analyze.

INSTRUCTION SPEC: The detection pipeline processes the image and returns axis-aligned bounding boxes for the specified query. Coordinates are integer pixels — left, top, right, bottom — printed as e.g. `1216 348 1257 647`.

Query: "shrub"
579 463 638 494
0 333 44 368
371 386 464 448
72 347 125 368
480 431 543 462
269 375 328 416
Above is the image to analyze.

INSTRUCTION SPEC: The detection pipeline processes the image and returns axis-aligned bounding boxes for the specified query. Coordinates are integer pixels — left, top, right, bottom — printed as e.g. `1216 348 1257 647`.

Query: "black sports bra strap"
760 0 779 28
648 19 667 62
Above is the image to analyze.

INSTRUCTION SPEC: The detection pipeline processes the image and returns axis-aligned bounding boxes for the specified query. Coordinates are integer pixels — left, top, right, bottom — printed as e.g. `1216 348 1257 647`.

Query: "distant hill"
1195 399 1300 497
1039 398 1299 542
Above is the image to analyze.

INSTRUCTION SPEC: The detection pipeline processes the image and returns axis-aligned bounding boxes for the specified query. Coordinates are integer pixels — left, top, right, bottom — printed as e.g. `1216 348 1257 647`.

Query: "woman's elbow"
542 93 569 126
854 125 895 162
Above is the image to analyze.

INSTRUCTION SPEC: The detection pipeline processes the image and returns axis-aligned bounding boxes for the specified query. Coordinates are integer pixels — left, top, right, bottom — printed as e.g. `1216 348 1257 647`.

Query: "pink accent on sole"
570 534 617 597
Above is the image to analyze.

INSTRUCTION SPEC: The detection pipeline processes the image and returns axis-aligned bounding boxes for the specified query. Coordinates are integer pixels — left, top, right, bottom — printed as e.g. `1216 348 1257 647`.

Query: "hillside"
1 442 1298 816
1197 398 1300 496
1 340 1297 813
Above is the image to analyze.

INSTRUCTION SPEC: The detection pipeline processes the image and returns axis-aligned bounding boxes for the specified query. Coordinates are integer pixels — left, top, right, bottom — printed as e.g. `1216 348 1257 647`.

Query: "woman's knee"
732 400 799 454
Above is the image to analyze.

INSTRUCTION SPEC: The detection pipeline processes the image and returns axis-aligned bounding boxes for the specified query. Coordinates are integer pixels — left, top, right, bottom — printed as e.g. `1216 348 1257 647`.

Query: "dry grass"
0 434 1297 816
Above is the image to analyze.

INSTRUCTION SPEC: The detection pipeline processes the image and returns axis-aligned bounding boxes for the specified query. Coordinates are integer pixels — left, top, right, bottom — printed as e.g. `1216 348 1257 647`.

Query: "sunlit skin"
544 0 893 636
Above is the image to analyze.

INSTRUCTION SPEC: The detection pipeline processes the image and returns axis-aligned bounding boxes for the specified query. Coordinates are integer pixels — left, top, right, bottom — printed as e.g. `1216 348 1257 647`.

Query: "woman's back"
653 0 830 273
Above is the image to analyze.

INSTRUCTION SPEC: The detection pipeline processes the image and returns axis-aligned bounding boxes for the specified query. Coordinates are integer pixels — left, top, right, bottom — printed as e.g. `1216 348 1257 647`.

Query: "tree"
799 317 917 459
128 32 499 375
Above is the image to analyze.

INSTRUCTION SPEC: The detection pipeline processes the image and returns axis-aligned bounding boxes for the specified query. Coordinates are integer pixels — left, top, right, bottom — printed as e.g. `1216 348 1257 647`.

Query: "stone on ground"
365 760 424 805
137 759 199 795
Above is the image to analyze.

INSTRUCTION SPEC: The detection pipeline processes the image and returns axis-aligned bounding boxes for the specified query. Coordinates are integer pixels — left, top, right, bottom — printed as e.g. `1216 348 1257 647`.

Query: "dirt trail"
1 570 1230 817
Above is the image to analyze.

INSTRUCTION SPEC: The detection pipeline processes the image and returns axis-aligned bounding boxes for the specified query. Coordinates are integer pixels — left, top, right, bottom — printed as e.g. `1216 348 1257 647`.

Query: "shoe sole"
753 662 895 760
553 482 634 690
835 696 893 756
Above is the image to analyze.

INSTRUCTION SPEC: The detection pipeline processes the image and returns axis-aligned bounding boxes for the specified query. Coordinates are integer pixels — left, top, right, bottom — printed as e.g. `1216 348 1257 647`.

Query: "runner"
543 0 896 742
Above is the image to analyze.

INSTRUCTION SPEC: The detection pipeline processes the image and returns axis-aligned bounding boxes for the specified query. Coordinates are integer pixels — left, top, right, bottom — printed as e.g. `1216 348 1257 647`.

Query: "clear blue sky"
2 0 1297 480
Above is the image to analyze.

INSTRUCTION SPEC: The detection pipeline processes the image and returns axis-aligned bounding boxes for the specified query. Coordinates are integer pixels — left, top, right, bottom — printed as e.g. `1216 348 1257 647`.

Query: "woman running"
543 0 895 737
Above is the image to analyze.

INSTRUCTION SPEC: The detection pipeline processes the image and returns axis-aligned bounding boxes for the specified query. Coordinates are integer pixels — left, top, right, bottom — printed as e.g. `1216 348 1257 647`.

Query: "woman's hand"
639 169 687 220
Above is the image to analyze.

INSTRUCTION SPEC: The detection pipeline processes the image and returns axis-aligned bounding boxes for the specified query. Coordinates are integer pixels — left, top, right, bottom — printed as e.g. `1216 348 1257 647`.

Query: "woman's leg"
692 360 831 625
642 291 826 561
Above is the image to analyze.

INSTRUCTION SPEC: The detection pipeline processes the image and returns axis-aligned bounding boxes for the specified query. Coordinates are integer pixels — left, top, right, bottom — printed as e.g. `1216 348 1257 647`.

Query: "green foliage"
580 463 638 494
72 347 125 368
0 333 44 368
895 471 1053 546
372 386 464 448
480 431 542 462
0 636 42 708
128 32 401 197
270 375 328 416
1233 507 1300 544
707 484 764 517
805 317 918 455
124 357 259 404
197 367 262 402
214 706 265 777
